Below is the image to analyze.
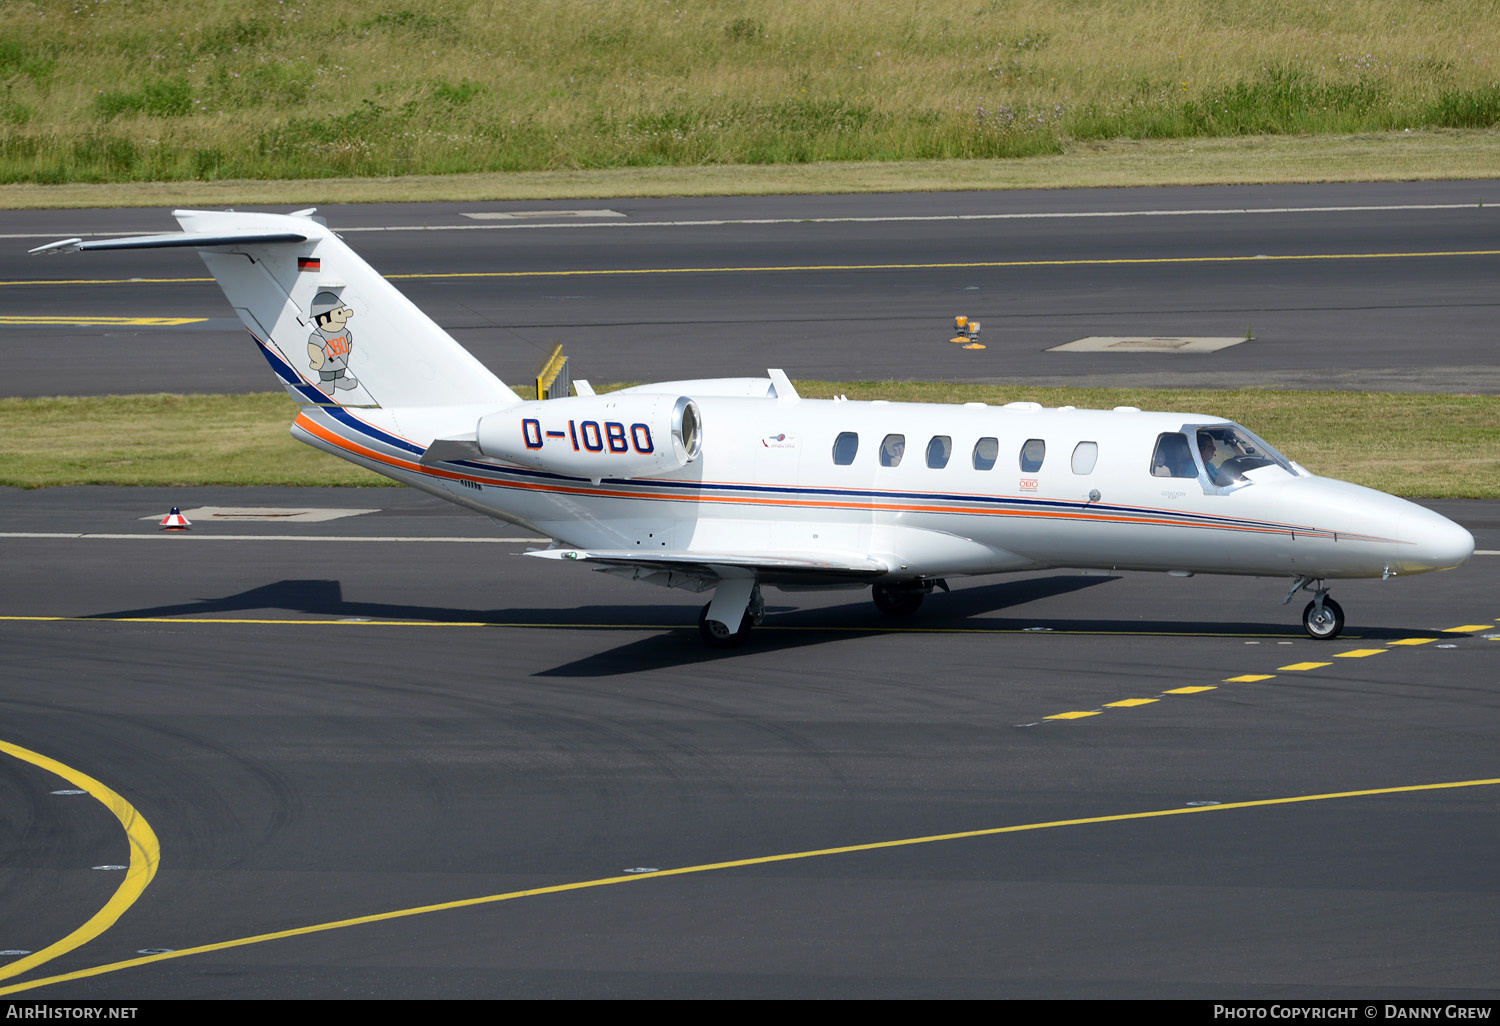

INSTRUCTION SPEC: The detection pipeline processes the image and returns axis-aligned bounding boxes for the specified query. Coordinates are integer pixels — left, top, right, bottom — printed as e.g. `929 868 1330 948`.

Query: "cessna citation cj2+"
34 209 1474 646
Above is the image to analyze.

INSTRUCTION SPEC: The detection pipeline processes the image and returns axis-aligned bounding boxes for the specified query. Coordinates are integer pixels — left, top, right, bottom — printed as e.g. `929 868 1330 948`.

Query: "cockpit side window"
1196 426 1294 487
832 431 859 466
1151 433 1199 478
972 436 998 471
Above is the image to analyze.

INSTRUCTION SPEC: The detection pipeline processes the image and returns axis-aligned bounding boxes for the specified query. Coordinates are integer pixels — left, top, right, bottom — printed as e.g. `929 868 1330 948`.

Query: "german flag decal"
298 257 320 271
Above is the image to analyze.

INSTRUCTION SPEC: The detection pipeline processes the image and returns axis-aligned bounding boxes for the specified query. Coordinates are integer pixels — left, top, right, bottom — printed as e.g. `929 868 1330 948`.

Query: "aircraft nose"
1397 506 1475 572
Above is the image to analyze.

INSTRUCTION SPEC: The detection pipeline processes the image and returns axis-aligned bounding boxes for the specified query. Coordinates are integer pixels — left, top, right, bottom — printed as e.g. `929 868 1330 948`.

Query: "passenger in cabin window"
880 434 905 467
926 435 952 469
973 437 999 471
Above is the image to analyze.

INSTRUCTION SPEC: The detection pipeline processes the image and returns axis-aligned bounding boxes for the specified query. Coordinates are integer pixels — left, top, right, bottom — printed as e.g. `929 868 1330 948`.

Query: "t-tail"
32 208 521 487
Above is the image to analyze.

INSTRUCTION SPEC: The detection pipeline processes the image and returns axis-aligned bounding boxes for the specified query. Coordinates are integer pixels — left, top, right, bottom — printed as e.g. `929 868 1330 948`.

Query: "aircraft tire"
872 582 925 617
1302 597 1345 640
699 602 752 647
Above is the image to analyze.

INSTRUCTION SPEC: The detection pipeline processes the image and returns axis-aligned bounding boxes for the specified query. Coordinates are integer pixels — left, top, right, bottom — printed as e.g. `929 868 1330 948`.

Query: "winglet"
28 238 83 255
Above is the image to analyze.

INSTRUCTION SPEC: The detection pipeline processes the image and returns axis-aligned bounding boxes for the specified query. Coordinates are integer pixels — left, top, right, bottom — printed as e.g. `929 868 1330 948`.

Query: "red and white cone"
159 507 191 531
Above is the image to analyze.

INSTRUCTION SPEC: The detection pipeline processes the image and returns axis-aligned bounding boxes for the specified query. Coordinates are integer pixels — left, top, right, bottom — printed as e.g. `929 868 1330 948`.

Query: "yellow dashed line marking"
4 776 1495 996
0 740 160 984
1038 619 1468 723
0 316 205 326
1442 624 1494 633
8 249 1500 289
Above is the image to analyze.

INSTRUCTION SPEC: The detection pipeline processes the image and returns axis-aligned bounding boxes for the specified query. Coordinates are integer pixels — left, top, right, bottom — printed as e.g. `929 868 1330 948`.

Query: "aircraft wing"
526 547 889 588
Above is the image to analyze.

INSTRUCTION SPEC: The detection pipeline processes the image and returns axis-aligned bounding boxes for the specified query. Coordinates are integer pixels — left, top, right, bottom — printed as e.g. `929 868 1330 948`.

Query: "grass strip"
1 388 1495 497
5 1 1500 186
2 131 1499 210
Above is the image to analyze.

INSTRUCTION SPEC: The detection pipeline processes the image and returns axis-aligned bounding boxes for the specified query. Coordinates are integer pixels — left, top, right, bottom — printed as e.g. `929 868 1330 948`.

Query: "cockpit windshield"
1195 425 1296 488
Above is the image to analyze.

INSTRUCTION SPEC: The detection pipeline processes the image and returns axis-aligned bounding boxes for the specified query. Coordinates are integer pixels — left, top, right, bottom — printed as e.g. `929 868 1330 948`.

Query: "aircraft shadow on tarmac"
79 573 1451 676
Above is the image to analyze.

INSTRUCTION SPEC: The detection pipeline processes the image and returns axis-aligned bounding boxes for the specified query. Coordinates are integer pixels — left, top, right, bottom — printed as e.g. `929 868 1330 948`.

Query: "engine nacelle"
476 394 701 480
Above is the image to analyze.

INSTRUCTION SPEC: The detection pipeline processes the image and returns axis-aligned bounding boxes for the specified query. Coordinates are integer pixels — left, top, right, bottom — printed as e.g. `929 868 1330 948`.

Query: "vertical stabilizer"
171 209 519 410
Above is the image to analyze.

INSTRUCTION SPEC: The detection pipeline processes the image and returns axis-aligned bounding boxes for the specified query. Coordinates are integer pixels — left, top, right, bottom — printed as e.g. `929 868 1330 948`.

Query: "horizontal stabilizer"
419 437 484 466
30 208 520 412
30 231 308 254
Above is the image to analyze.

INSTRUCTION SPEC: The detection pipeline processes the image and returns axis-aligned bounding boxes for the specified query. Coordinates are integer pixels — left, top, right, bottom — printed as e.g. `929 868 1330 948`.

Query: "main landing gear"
871 579 948 617
698 579 764 648
1285 577 1345 640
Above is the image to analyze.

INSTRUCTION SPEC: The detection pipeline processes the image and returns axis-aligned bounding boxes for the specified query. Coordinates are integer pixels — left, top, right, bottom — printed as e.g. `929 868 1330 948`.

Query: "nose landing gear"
1285 577 1345 640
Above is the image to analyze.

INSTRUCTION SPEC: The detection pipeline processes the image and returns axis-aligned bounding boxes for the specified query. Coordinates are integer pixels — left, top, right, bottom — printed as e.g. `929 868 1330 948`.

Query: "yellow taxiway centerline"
0 740 160 984
1 776 1494 995
4 248 1500 287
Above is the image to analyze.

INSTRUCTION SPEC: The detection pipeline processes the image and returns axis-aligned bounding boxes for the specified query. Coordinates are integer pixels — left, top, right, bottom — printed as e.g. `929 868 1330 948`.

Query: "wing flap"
526 547 889 581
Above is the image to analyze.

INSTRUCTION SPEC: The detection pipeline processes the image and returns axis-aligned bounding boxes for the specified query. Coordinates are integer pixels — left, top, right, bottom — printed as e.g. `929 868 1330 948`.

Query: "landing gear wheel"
699 602 752 648
1302 597 1345 640
872 582 925 617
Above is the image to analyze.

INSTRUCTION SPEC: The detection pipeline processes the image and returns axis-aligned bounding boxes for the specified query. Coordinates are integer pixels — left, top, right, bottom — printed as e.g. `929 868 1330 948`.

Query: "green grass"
2 1 1499 184
6 129 1500 210
3 387 1496 498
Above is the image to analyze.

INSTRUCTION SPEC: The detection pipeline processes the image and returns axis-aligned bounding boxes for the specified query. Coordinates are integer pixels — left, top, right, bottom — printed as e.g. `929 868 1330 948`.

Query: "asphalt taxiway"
1 183 1497 997
4 179 1500 396
0 487 1496 998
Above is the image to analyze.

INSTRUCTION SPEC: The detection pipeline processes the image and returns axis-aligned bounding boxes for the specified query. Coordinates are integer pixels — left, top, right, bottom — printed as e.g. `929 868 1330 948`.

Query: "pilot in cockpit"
1197 431 1221 481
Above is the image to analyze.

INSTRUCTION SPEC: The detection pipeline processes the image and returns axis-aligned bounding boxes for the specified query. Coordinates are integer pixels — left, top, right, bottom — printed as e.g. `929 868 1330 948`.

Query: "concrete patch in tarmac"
136 506 379 523
1047 335 1249 353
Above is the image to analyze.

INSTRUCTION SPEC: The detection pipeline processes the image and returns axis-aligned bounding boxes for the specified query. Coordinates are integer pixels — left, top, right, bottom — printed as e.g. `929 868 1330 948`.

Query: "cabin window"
926 435 952 469
832 431 859 466
972 437 998 471
1071 441 1098 475
879 433 906 467
1020 438 1046 472
1151 433 1198 478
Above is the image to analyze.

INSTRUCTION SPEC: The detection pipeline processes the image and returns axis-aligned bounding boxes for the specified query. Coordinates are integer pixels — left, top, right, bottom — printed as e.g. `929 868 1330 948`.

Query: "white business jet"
33 209 1474 645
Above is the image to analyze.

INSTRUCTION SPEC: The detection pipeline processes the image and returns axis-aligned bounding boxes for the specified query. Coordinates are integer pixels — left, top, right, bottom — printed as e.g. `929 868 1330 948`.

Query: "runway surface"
2 183 1498 998
0 487 1497 998
3 180 1500 397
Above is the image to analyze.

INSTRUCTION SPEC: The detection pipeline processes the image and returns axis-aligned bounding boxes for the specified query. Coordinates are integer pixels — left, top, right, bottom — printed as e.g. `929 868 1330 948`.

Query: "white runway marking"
1 203 1490 241
0 533 545 543
460 210 625 220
